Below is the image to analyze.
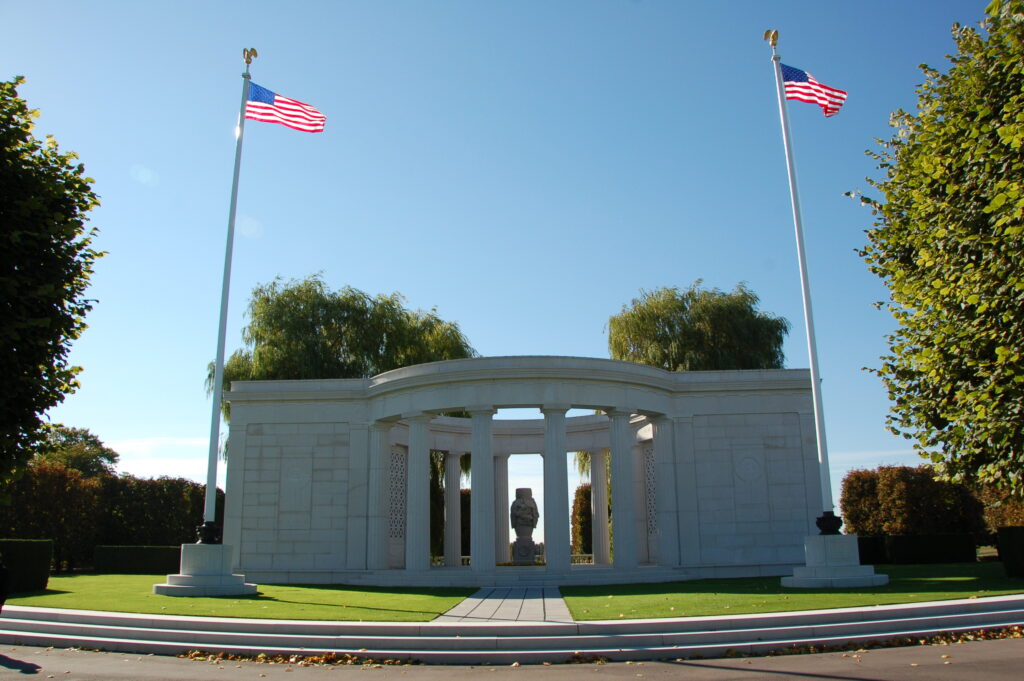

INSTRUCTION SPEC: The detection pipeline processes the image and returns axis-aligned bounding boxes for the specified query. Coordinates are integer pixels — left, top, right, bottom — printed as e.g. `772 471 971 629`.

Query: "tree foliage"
860 1 1024 493
0 77 102 485
211 275 476 410
33 424 119 477
608 282 789 371
840 465 985 537
570 483 593 555
0 462 220 571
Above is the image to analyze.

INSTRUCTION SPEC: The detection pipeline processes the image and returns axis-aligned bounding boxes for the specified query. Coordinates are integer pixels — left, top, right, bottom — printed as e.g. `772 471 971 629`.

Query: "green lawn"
7 574 473 622
561 563 1024 620
9 564 1022 623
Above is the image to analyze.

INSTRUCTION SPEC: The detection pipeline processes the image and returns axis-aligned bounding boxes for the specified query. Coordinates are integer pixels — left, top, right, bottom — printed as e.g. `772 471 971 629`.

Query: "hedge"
93 545 182 574
0 539 52 593
0 463 224 571
857 534 976 564
571 483 592 554
998 526 1024 579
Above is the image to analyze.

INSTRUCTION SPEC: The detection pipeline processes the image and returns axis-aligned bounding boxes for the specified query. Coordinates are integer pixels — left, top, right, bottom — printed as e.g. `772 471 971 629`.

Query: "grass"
8 563 1022 623
7 574 473 622
561 562 1024 621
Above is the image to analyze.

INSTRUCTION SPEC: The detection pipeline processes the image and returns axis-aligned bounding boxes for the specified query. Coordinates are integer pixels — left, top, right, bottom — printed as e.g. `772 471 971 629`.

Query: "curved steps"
2 595 1023 664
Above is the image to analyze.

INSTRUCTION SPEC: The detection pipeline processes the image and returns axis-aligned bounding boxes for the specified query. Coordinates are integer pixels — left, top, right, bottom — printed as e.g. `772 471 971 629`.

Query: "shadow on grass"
206 584 475 616
562 563 1020 599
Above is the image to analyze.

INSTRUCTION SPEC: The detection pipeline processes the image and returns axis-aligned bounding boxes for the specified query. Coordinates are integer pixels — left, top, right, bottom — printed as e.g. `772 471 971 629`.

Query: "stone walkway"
434 586 574 622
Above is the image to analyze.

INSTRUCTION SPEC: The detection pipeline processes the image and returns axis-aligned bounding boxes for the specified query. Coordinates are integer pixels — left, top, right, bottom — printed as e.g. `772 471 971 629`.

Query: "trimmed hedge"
571 483 593 555
857 534 976 564
1 539 52 593
93 545 182 574
997 526 1024 578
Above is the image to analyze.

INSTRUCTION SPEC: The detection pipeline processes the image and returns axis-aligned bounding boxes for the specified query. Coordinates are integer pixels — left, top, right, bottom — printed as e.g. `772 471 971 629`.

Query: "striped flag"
781 64 847 117
244 82 326 133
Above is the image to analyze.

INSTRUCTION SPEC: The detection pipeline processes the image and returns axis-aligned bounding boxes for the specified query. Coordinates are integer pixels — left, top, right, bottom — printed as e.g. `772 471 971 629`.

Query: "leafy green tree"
608 282 789 372
210 274 475 555
210 275 475 407
33 424 119 477
860 0 1024 493
0 77 102 486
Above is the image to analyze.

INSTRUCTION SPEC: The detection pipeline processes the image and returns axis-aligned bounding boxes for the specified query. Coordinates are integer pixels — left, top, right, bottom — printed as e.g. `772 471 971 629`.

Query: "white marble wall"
224 356 819 585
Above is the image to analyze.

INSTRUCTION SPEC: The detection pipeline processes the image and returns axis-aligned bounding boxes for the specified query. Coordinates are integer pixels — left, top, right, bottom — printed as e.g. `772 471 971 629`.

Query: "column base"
153 544 258 597
781 534 888 588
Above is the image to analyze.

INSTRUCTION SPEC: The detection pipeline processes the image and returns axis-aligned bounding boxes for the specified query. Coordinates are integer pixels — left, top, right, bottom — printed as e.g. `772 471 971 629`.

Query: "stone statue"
509 488 539 564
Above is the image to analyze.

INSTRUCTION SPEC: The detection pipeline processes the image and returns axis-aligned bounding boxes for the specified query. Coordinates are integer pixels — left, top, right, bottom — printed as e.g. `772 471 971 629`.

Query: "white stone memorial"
206 356 878 587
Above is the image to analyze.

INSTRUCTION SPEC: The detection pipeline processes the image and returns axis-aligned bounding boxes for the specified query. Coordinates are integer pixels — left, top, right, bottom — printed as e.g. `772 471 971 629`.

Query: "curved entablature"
227 356 810 422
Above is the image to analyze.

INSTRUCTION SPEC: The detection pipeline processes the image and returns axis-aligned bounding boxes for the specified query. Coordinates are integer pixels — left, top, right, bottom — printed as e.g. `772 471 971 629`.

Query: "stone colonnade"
223 357 820 586
374 407 665 573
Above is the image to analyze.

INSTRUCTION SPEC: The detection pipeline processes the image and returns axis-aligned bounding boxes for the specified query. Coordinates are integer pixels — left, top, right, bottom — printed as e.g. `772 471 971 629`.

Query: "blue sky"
3 1 986 515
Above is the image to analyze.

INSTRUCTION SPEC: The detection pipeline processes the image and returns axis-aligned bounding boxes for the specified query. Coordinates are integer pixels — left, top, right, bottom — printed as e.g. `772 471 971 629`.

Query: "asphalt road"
2 639 1023 681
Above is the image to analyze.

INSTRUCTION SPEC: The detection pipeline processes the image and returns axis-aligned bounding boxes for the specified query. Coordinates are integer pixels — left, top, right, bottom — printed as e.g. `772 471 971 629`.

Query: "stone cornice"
226 356 810 404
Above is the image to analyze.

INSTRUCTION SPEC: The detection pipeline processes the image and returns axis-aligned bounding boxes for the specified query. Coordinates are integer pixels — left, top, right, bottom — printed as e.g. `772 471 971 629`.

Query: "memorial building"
222 356 824 586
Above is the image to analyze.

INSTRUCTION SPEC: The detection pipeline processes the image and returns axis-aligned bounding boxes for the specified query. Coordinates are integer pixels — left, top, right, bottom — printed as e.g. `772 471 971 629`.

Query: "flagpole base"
153 543 257 597
782 534 888 588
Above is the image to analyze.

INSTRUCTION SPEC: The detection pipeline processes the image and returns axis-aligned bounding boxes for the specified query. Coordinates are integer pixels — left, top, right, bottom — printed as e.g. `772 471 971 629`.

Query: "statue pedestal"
512 537 536 565
153 544 258 597
782 534 888 588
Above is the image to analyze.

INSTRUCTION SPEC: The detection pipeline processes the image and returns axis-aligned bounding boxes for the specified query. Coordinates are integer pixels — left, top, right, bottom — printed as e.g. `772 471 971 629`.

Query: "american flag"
244 82 326 133
781 64 847 117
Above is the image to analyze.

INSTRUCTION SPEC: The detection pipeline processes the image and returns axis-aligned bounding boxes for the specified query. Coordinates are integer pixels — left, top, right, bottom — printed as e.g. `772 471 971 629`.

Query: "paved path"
4 638 1024 680
435 586 573 622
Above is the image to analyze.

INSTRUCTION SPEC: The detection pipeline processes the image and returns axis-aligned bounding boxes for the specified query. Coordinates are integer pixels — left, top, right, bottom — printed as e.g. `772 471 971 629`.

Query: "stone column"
590 448 611 565
542 406 571 572
652 416 680 567
609 410 638 570
366 422 392 570
494 453 510 563
405 414 432 571
469 407 496 572
443 450 463 567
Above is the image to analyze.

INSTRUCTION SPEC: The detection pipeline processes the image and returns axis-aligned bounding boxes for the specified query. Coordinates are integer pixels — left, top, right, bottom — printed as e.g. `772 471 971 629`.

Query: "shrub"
840 465 985 539
997 527 1024 578
0 539 52 593
571 483 592 554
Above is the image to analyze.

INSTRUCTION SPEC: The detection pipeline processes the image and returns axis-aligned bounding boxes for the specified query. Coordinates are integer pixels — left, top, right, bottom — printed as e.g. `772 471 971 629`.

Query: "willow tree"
208 274 475 556
210 274 475 404
608 282 789 371
861 0 1024 493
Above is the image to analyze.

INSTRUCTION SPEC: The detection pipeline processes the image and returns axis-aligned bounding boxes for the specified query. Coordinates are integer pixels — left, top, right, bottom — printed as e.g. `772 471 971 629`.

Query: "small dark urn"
196 521 222 544
816 511 843 535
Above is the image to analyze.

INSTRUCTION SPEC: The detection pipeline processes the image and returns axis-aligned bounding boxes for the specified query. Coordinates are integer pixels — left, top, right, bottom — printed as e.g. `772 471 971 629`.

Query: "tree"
0 77 102 486
211 275 476 404
859 1 1024 494
210 274 476 555
840 466 984 537
608 282 789 372
33 424 119 477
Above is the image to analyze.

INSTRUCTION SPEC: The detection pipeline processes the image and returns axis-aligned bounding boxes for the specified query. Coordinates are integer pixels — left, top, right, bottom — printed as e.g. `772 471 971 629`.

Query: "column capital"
466 405 495 416
541 404 571 415
603 408 633 421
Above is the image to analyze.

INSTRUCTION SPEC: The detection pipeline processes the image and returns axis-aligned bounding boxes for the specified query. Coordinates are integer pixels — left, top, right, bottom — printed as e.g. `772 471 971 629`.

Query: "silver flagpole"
764 30 837 528
199 48 257 542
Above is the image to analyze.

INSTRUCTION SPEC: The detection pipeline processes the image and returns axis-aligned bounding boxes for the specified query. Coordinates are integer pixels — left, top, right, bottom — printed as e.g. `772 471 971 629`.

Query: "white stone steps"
2 595 1023 664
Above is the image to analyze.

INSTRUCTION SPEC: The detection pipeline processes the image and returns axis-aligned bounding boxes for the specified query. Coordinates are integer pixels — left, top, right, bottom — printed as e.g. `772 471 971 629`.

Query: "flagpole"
198 48 256 543
765 30 838 531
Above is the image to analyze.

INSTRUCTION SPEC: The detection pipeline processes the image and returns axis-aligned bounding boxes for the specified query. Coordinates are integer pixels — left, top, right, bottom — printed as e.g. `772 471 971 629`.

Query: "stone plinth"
782 534 888 588
153 544 257 597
